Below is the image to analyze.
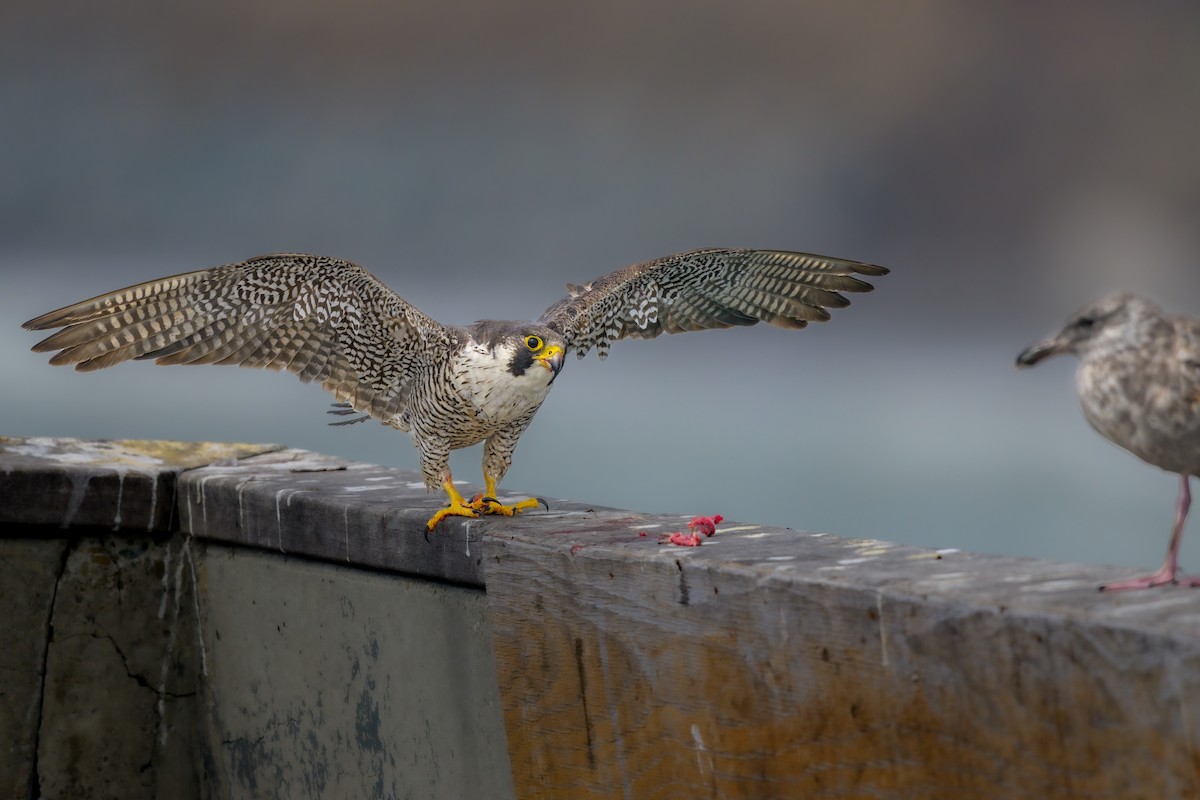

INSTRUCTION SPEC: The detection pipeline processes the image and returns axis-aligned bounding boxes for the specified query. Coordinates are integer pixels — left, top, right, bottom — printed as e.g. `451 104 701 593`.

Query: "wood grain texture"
483 528 1200 799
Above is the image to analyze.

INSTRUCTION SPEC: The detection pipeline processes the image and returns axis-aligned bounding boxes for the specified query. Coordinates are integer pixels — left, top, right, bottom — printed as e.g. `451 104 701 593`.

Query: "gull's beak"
1015 335 1066 368
537 345 565 382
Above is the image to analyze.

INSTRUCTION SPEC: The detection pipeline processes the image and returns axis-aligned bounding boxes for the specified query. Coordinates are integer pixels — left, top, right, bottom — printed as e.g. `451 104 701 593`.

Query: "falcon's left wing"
22 254 452 425
538 248 887 359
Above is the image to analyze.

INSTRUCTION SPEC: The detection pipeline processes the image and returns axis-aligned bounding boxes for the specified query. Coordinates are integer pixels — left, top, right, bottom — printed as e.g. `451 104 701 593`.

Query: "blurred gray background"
5 1 1200 571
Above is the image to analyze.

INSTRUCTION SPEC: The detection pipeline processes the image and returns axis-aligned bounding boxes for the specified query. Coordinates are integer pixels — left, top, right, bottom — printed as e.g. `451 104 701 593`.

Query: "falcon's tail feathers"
327 402 371 426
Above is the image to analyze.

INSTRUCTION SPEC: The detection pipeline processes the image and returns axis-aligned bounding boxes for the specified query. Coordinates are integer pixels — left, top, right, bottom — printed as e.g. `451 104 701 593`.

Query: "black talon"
536 497 550 511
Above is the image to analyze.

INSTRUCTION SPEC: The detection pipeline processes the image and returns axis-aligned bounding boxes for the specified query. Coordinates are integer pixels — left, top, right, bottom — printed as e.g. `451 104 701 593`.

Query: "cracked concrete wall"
35 533 205 800
196 543 515 800
0 537 68 800
2 533 514 800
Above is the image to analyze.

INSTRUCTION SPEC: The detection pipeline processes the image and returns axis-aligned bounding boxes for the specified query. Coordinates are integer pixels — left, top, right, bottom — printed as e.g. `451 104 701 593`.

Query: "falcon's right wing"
23 254 451 425
538 248 888 359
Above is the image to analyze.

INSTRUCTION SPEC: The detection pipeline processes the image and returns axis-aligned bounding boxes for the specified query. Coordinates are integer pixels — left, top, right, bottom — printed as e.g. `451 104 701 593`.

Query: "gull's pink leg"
1179 478 1200 585
1103 474 1195 591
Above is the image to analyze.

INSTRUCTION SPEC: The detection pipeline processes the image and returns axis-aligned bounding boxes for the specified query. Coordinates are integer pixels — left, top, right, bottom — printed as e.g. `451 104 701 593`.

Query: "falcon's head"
470 321 566 383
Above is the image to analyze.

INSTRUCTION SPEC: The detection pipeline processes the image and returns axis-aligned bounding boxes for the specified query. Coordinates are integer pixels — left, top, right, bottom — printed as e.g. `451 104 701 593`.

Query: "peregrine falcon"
23 248 888 529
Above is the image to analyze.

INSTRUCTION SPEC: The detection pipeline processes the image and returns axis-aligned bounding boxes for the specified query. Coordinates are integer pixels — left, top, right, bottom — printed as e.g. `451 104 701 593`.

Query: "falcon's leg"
426 472 480 530
468 430 549 518
1103 474 1198 591
470 474 549 518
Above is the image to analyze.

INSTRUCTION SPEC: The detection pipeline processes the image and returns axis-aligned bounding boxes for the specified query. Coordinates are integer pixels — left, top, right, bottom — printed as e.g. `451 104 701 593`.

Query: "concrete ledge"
3 436 1200 798
0 436 283 532
178 447 612 586
1 438 515 800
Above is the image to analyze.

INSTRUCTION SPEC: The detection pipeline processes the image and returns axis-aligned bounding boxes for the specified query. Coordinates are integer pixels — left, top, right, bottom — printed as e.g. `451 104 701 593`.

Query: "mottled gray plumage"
24 248 887 528
1017 293 1200 589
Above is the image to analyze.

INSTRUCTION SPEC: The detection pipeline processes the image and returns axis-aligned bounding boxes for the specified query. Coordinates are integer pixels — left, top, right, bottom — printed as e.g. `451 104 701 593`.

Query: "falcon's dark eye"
524 335 543 351
1075 316 1096 330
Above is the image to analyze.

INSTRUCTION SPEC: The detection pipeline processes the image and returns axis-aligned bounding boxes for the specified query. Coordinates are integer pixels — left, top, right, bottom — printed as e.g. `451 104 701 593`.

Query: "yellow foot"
425 474 551 531
470 493 549 518
426 499 480 531
426 476 482 530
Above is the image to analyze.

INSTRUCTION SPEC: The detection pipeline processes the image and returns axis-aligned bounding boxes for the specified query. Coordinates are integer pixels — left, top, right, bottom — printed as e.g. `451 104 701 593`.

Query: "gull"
1017 293 1200 590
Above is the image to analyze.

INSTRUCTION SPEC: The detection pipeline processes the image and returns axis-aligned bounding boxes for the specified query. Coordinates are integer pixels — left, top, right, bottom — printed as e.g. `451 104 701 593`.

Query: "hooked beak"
536 345 565 382
1015 337 1065 368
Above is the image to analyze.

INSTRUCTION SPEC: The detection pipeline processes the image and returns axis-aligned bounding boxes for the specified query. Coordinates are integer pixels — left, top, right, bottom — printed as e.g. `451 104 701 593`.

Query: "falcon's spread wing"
22 254 450 424
538 248 888 359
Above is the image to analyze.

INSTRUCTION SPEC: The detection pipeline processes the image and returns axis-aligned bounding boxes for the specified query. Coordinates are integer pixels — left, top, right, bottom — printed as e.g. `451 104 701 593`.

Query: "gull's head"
1016 293 1162 368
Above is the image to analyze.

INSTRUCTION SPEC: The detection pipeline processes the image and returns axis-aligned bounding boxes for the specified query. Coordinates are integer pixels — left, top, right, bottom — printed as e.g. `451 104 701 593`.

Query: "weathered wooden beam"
481 517 1200 798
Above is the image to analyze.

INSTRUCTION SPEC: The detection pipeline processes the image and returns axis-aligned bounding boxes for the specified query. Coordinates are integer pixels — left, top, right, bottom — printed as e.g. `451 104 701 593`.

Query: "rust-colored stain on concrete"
488 544 1200 799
